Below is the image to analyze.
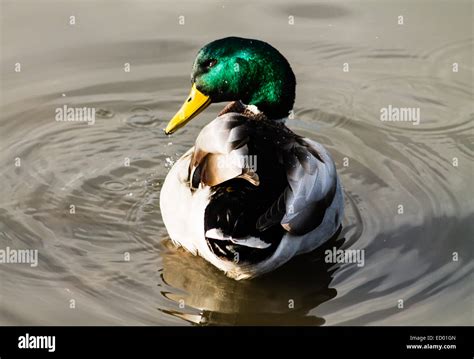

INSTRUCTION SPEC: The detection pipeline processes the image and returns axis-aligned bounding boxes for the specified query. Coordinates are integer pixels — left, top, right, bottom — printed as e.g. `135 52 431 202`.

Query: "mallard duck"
160 37 344 280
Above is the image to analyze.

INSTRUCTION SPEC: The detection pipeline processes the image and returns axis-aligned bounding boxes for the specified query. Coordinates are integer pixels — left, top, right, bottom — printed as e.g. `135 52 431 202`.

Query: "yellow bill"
164 84 211 135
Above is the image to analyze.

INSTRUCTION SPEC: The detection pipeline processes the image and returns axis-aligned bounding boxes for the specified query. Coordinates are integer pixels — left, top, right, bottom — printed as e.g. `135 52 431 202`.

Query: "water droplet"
96 108 115 119
165 157 175 168
139 203 155 214
102 180 128 191
131 106 151 113
127 113 159 127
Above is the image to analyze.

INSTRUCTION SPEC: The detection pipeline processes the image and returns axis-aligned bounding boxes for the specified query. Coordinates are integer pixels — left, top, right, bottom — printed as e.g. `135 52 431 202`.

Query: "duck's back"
188 106 287 263
183 102 342 265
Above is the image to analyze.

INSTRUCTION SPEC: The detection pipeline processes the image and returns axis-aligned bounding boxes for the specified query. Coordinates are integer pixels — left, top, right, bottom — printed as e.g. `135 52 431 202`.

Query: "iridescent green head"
193 37 296 119
165 37 296 134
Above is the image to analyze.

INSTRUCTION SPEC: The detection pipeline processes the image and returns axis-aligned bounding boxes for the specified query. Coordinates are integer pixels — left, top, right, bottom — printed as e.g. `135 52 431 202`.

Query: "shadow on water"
315 213 474 326
158 228 345 326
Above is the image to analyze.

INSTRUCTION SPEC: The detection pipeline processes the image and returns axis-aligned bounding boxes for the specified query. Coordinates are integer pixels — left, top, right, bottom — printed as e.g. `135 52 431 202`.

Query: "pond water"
0 0 472 325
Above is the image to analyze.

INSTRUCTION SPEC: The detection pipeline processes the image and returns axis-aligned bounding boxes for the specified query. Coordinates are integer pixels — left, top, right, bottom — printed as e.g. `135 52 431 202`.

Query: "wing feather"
189 113 258 189
257 138 338 235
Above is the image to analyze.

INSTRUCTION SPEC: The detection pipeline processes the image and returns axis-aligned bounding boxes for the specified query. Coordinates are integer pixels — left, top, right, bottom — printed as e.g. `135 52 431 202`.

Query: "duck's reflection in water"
158 229 344 325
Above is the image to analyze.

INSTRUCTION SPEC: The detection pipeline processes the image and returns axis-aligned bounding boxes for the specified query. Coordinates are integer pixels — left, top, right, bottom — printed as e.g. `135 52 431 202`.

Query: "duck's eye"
203 59 217 69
